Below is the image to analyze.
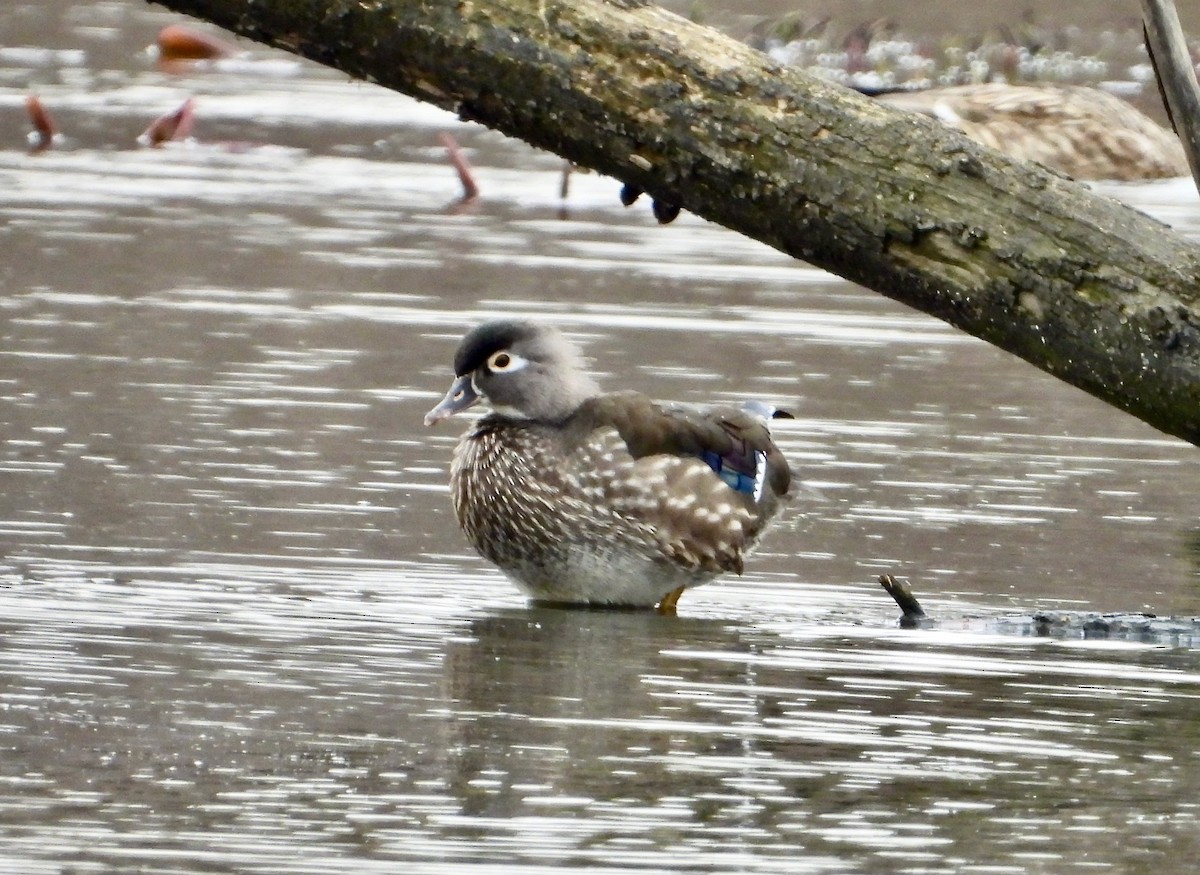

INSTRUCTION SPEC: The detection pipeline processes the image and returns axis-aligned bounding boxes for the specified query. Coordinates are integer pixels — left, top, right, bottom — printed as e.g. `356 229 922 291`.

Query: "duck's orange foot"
656 586 685 616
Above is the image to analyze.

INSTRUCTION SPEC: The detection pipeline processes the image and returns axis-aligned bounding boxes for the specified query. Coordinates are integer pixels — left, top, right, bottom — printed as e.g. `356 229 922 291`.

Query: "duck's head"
424 320 600 426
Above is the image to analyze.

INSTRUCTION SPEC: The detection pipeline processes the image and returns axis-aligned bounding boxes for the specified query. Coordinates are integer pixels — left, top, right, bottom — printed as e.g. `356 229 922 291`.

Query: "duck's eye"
488 351 514 371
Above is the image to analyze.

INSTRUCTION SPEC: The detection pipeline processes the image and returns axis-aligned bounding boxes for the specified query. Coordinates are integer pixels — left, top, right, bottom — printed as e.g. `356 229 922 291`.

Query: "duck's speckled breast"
450 416 684 604
447 410 784 606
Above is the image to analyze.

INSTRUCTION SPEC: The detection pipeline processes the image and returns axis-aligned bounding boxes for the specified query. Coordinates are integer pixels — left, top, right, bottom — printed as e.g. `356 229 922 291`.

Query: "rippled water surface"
2 2 1200 873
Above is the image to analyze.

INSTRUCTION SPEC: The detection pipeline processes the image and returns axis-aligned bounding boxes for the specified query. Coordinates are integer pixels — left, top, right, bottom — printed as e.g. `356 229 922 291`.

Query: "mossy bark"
150 0 1200 446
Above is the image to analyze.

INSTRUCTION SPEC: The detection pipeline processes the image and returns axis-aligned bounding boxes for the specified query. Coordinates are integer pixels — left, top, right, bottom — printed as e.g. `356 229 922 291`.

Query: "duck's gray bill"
424 375 480 426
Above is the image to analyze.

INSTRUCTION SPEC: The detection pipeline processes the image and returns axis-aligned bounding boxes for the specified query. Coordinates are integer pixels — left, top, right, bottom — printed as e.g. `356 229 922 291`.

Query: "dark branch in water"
1141 0 1200 193
879 574 926 623
559 161 572 200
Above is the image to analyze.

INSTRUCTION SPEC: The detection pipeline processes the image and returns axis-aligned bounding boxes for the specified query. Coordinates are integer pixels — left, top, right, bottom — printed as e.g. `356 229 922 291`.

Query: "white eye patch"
487 350 529 373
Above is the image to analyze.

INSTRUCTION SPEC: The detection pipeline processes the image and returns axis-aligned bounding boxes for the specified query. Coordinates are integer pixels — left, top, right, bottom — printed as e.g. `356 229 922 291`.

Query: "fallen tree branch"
1142 0 1200 193
147 0 1200 446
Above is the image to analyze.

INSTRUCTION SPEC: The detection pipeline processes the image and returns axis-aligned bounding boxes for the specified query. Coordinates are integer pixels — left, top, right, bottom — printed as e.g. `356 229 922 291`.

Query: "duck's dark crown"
453 319 539 376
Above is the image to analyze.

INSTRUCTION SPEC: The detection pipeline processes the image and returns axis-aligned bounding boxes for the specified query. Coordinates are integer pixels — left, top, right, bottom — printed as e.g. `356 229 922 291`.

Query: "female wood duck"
425 320 793 612
878 83 1188 181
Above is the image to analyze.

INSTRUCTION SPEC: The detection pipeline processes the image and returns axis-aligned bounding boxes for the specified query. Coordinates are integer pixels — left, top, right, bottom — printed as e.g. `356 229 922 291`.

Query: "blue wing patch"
702 449 767 500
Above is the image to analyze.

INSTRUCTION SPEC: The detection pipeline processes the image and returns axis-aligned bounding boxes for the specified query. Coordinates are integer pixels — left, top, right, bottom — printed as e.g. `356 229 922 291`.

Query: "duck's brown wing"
556 392 792 574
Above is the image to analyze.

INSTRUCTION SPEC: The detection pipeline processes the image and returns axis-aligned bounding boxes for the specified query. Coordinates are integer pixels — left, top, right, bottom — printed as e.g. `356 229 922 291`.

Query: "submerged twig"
879 574 926 623
138 98 196 147
156 24 239 62
1141 0 1200 193
438 132 480 201
559 160 572 199
25 95 57 153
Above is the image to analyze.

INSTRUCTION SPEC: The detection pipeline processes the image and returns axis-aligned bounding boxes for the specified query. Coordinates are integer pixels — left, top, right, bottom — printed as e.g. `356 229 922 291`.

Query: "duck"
424 320 793 612
877 82 1188 181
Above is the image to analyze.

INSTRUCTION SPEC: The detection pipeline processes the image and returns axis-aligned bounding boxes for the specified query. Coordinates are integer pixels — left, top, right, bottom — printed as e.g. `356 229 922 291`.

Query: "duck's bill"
424 375 480 426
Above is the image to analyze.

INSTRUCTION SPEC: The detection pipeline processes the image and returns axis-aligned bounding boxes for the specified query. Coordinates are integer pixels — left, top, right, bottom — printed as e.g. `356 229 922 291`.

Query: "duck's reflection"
439 607 755 814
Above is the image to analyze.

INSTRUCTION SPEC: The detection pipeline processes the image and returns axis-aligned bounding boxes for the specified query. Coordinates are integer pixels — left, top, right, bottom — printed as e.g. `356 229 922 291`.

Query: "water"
1 2 1199 872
